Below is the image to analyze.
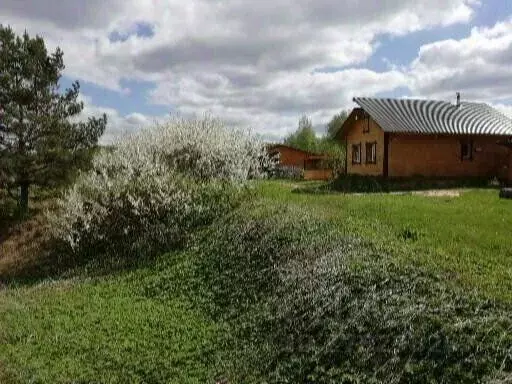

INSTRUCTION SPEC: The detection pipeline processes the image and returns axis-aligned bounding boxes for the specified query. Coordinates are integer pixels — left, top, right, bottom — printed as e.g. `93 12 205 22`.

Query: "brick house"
336 96 512 181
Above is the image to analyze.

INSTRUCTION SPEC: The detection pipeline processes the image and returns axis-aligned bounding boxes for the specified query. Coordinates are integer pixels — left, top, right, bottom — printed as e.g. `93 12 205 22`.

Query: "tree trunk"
19 182 29 215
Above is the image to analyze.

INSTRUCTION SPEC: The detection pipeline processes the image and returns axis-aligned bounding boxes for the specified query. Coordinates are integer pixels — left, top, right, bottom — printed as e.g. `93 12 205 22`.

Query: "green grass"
2 181 512 382
257 180 512 302
0 256 221 383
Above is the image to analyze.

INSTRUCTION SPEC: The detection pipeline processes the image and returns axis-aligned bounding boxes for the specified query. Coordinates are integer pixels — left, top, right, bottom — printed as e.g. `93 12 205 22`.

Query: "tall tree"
0 25 106 213
284 114 318 152
282 114 346 175
326 110 349 138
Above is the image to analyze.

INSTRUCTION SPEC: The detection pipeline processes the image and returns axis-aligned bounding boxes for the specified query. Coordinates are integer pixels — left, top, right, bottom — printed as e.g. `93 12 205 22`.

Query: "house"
267 144 333 180
336 96 512 181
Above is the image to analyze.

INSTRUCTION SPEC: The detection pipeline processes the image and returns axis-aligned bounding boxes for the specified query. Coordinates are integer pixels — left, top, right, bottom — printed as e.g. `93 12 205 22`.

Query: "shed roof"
266 144 329 158
343 97 512 136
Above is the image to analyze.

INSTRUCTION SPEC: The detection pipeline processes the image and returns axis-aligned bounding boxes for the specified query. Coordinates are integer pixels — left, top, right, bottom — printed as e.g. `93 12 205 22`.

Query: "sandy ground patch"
411 190 462 197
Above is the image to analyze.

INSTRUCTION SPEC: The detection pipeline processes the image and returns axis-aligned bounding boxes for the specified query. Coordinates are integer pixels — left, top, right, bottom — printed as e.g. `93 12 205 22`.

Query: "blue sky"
371 0 511 71
2 0 512 141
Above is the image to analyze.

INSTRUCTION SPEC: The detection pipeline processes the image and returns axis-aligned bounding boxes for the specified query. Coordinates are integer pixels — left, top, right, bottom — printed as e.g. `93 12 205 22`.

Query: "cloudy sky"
1 0 512 142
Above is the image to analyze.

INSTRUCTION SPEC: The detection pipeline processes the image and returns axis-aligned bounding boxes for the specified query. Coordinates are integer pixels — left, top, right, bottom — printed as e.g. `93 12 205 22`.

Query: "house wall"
271 146 308 168
345 117 385 176
388 134 510 178
508 153 512 183
343 115 510 179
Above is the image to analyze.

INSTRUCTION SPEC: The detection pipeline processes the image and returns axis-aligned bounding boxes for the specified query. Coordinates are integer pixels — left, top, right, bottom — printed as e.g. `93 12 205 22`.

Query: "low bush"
331 174 385 193
181 204 512 383
330 174 493 193
318 140 346 178
273 165 304 180
49 115 270 261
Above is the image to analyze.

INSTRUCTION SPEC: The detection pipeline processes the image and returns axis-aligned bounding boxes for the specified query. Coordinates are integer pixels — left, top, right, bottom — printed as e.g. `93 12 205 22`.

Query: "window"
363 116 370 133
461 140 473 161
366 142 377 164
352 143 361 164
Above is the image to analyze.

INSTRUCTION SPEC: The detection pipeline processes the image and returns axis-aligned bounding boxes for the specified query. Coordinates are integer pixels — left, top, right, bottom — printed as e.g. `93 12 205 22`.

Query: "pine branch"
6 186 17 201
0 25 107 211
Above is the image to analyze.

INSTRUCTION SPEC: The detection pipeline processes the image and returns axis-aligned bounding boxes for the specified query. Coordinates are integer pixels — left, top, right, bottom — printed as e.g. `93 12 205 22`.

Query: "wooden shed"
267 144 333 180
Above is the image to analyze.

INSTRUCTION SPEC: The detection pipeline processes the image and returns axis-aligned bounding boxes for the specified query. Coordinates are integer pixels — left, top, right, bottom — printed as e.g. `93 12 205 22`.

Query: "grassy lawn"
258 181 512 301
0 262 221 383
1 180 512 382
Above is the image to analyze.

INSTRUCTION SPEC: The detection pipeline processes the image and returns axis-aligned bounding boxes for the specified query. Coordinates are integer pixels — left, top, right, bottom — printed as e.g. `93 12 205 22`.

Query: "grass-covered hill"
2 180 512 383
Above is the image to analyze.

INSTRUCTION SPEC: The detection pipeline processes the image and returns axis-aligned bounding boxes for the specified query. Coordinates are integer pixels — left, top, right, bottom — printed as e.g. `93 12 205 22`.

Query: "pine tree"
0 25 106 214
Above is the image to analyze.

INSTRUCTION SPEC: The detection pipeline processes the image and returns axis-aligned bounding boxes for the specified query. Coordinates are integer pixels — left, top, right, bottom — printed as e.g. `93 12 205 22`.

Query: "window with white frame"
352 143 361 164
365 142 377 164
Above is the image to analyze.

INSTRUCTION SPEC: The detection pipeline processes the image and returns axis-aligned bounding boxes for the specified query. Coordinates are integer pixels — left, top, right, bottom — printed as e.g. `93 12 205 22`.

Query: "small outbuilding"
267 144 333 180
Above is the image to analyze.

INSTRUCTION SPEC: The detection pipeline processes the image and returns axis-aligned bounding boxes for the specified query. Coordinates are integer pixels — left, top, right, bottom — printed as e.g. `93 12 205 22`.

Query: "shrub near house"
50 115 270 261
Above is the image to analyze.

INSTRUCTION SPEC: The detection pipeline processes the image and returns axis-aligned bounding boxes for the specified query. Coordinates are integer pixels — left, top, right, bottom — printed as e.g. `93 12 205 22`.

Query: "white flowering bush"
50 115 271 260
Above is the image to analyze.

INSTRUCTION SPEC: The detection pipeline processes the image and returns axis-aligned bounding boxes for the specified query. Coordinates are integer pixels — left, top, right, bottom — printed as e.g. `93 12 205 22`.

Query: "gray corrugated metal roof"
353 97 512 136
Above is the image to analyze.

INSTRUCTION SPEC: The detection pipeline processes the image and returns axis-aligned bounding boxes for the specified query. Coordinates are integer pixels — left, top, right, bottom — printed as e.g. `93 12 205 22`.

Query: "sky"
1 0 512 142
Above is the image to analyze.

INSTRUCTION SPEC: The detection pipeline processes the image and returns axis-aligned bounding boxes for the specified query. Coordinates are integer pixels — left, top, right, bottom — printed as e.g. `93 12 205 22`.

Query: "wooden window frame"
363 115 370 133
460 139 473 161
352 143 361 164
365 141 377 164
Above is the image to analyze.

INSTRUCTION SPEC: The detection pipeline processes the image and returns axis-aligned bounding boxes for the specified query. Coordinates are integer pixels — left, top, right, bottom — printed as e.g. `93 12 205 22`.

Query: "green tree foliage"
283 114 346 175
0 25 107 213
326 110 349 138
317 138 345 176
284 115 318 152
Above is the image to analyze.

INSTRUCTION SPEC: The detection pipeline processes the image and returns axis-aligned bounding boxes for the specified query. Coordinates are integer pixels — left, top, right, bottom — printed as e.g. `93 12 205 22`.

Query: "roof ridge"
351 97 512 136
353 96 488 105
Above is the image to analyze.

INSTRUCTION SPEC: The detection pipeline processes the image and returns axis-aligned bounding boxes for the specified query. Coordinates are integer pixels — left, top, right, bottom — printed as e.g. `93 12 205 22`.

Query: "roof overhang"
351 96 512 136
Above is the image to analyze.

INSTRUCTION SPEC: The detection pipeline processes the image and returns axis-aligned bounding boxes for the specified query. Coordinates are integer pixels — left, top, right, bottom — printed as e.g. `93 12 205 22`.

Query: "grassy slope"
0 258 220 383
258 181 512 302
1 181 512 382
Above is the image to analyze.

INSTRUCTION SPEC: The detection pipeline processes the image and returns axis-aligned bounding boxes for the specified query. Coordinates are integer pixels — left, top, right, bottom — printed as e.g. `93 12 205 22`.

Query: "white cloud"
409 18 512 102
150 68 408 136
0 0 481 137
78 95 164 144
1 1 477 87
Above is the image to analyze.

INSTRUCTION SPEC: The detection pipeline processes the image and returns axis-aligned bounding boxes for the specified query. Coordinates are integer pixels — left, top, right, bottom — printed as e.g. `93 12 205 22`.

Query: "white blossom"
49 115 271 256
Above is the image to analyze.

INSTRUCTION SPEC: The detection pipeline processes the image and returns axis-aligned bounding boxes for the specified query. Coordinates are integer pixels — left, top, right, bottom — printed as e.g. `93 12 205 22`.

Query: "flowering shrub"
50 115 270 259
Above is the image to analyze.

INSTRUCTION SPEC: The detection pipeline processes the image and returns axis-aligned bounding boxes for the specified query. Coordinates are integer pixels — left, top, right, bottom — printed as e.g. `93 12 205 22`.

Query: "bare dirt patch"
411 190 463 197
0 199 55 281
0 214 50 278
